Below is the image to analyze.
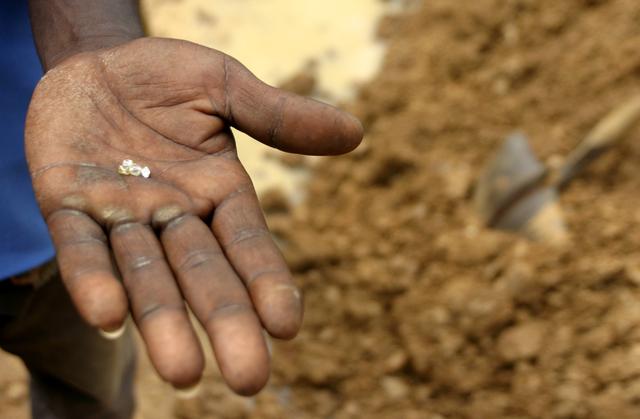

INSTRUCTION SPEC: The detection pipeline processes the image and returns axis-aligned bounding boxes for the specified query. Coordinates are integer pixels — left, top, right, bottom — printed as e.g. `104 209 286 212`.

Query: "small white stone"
122 159 134 168
129 165 142 176
141 167 151 178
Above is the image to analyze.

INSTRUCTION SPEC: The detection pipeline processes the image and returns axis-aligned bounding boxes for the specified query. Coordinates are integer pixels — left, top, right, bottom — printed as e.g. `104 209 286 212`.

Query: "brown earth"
250 1 640 418
5 0 640 418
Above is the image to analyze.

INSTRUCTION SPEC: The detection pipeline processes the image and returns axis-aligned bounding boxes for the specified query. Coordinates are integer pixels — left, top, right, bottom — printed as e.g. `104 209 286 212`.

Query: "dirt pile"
237 1 640 418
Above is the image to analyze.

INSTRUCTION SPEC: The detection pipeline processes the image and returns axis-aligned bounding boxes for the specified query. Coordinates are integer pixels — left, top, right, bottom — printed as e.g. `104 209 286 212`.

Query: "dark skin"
26 1 363 396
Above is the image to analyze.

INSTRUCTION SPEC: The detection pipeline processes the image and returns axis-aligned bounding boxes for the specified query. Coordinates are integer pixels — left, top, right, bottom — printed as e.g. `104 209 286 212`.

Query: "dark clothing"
0 267 136 419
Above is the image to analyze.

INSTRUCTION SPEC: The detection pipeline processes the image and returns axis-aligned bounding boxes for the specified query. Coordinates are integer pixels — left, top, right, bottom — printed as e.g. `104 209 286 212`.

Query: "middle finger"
111 222 204 388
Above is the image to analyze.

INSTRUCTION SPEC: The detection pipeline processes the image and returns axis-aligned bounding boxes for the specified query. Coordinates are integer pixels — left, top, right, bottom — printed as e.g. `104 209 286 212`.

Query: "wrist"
44 33 142 71
29 0 144 71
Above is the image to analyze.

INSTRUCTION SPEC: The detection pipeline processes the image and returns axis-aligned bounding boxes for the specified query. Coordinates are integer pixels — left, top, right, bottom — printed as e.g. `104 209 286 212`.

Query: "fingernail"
175 382 201 399
99 323 126 340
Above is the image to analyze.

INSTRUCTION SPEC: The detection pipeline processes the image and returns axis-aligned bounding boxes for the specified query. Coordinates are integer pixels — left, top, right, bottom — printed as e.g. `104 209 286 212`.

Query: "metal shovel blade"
474 96 640 244
473 133 569 243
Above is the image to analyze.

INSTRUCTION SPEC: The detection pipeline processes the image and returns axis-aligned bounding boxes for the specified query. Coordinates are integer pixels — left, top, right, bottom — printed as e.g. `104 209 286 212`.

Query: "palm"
25 38 362 395
30 39 272 224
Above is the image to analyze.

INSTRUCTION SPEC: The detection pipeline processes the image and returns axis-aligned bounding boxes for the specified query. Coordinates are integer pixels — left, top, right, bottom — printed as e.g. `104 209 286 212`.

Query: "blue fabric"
0 1 55 279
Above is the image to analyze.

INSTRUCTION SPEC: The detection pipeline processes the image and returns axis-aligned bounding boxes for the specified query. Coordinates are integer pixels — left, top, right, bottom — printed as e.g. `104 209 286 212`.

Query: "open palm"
25 38 362 395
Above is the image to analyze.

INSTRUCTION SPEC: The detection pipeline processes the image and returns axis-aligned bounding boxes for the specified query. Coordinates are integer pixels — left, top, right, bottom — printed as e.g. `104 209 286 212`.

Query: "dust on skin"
71 136 101 155
152 205 187 228
75 165 128 187
61 195 88 211
99 206 135 226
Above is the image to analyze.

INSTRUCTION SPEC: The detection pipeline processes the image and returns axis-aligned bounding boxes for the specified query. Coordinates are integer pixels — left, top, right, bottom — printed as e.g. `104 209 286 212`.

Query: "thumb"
208 53 364 156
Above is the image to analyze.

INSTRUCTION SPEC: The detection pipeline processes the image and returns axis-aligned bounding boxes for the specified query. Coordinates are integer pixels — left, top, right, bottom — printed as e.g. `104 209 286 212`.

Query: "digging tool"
474 95 640 244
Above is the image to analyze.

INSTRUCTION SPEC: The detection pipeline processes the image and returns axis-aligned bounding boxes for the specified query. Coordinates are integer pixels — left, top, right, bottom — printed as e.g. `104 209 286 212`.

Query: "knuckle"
58 233 107 250
213 183 254 213
63 267 107 284
48 211 108 249
206 302 253 324
177 248 222 272
47 208 87 223
138 303 184 324
111 221 141 236
247 268 291 286
224 227 270 248
128 255 164 272
156 211 192 232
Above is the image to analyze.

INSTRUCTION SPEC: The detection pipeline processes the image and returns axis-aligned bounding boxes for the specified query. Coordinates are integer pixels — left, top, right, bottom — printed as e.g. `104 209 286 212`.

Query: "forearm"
28 0 144 71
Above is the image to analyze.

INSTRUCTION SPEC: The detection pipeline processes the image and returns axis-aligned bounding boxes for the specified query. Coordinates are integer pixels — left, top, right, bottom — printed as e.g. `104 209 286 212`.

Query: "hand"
25 37 363 395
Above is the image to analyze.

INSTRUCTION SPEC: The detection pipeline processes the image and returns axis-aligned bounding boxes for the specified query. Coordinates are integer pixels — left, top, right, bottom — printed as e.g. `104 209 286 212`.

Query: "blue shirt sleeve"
0 1 55 279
